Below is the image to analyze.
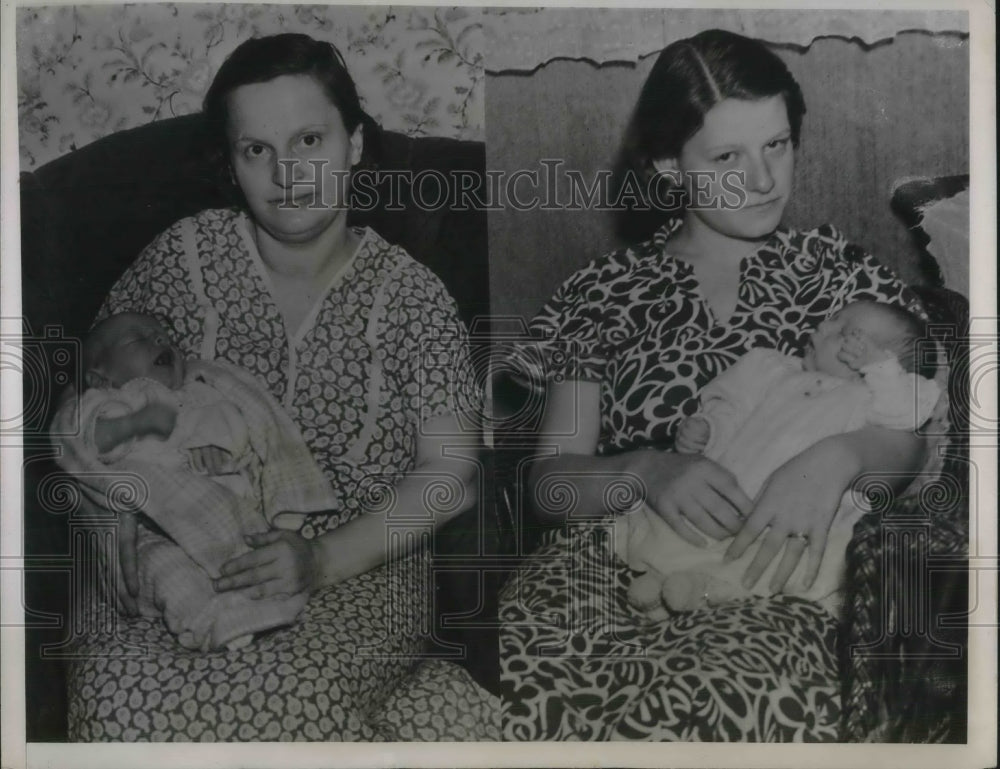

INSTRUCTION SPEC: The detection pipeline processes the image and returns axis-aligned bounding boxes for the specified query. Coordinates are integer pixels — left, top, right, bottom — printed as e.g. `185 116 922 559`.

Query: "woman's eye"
299 134 321 149
714 151 736 163
766 138 790 152
244 144 267 159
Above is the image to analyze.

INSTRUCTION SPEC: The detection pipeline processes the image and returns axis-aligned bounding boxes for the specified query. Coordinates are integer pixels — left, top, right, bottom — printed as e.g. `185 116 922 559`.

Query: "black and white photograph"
0 3 995 768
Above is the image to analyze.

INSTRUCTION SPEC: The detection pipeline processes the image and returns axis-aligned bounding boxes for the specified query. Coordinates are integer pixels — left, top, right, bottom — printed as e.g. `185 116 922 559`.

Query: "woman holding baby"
500 29 942 741
67 33 495 741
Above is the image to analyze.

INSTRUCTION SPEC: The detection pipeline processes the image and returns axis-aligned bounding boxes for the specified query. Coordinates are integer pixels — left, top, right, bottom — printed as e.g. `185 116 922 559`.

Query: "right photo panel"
486 8 973 744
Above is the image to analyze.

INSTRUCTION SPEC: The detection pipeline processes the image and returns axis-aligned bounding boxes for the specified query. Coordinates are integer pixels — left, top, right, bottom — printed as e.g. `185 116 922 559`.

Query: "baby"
615 300 941 617
52 312 336 650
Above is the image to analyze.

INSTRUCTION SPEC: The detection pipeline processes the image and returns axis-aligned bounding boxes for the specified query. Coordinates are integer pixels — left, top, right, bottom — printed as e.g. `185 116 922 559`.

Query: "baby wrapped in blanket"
52 312 337 650
615 301 942 616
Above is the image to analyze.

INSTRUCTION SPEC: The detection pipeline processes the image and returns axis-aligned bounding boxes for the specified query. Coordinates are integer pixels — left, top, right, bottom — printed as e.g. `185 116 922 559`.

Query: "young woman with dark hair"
500 29 938 741
65 33 495 741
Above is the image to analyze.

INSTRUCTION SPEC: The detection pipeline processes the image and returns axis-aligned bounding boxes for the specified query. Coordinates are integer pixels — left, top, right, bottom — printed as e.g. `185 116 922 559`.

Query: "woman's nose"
745 154 775 194
271 155 291 188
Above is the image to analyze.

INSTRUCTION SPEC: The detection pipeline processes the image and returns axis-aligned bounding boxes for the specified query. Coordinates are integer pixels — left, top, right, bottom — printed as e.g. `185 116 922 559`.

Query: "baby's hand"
675 416 710 454
839 329 892 372
188 445 235 476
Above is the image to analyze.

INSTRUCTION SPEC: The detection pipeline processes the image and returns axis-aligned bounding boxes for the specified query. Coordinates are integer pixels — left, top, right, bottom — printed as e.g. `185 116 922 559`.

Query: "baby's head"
83 312 185 391
804 301 932 380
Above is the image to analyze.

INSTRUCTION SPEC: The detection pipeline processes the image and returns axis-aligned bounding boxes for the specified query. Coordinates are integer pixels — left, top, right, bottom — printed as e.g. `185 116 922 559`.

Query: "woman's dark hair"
201 33 378 202
614 29 806 239
629 29 806 170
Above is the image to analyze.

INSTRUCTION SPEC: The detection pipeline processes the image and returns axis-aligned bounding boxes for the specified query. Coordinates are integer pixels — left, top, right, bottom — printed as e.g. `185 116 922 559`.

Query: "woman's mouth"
270 192 321 207
744 198 780 210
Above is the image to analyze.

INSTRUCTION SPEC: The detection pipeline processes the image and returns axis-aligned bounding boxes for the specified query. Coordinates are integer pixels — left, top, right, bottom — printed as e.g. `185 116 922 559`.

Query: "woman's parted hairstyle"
201 33 376 198
626 29 807 178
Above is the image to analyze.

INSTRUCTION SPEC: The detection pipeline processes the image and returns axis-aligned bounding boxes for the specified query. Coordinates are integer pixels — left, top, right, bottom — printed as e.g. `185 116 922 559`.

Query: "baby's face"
99 316 185 389
803 303 899 379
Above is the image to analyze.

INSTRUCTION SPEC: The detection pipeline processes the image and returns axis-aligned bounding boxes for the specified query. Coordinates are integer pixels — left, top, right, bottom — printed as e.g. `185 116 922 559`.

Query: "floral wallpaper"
17 4 486 170
17 5 968 171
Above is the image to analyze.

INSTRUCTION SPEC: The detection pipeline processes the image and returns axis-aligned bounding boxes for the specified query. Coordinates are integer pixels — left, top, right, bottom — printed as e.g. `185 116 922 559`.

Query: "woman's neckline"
659 221 783 268
237 213 371 343
657 223 785 328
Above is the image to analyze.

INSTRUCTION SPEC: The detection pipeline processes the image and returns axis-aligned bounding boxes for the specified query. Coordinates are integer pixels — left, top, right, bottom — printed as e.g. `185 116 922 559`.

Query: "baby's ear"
84 369 110 390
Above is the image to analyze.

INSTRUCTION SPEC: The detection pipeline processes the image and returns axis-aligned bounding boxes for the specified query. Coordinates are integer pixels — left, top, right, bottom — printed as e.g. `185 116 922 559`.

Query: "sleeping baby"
51 312 336 650
615 300 942 617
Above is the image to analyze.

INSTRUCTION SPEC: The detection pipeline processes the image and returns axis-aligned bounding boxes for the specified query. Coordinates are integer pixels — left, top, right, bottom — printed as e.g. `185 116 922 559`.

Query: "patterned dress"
67 208 499 741
500 221 921 741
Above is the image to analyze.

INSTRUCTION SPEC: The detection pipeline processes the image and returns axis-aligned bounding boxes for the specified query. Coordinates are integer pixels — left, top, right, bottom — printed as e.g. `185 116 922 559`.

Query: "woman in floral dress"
67 33 498 741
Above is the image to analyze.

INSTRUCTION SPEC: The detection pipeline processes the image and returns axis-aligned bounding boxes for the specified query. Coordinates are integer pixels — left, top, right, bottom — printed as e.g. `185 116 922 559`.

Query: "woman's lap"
68 554 498 741
500 524 840 741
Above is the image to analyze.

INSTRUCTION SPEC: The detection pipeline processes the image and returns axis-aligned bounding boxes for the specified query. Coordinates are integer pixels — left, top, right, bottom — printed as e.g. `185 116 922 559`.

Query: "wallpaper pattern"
17 6 968 170
17 4 487 169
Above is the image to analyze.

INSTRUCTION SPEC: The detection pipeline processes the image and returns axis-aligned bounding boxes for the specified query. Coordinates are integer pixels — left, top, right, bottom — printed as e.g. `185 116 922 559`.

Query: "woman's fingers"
704 468 753 530
684 488 734 539
189 448 207 474
216 547 278 590
801 536 826 591
207 446 230 474
245 530 282 547
724 510 767 562
658 499 707 548
740 530 787 589
653 457 750 538
768 535 809 593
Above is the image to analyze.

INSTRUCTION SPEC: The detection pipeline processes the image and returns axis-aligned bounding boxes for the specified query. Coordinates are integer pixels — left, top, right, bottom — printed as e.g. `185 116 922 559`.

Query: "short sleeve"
383 261 482 428
527 263 609 383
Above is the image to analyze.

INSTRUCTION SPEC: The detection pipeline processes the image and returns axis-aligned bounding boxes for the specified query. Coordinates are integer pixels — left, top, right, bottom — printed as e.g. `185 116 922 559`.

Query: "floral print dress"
500 221 922 741
67 207 498 741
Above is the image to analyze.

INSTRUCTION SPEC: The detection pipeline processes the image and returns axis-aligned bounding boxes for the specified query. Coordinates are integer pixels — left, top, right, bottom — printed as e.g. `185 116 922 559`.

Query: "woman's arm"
527 380 751 545
213 412 479 596
726 424 926 592
310 412 479 585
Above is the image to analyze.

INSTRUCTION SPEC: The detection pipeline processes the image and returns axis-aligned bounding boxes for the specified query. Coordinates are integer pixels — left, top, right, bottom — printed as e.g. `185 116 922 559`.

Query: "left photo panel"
14 4 499 743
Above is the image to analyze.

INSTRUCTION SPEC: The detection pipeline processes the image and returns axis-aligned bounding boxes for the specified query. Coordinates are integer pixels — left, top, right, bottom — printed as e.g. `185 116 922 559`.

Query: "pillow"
891 175 970 297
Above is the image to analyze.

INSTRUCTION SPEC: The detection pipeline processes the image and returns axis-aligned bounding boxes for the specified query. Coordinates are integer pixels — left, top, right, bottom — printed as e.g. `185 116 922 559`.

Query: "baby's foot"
627 571 670 622
225 633 254 651
661 571 708 612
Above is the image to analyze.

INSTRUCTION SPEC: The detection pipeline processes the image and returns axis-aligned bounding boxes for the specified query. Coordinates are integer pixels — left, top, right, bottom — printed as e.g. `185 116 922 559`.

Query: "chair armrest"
840 496 968 742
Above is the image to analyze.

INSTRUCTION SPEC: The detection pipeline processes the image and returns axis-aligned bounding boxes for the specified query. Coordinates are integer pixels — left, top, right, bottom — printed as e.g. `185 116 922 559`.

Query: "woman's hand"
635 450 752 547
214 530 321 598
724 439 860 592
839 328 894 374
188 445 236 475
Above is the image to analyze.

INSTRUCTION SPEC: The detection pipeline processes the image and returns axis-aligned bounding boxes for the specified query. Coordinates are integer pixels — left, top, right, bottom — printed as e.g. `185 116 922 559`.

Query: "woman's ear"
349 124 363 167
651 157 681 185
